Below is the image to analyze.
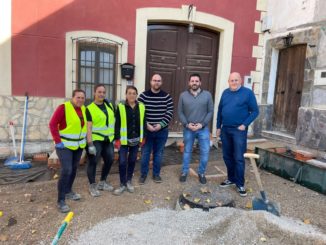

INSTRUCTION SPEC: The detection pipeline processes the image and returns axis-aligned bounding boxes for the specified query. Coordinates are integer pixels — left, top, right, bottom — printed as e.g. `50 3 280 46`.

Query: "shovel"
244 153 281 216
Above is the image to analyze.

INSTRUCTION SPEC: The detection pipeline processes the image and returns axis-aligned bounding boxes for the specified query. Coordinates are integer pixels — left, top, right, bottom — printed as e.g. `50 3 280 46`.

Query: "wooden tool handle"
249 158 264 191
244 153 264 191
244 153 260 159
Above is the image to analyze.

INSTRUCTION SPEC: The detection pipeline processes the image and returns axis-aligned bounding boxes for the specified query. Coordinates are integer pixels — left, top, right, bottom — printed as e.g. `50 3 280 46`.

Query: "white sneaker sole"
239 192 247 197
219 183 236 188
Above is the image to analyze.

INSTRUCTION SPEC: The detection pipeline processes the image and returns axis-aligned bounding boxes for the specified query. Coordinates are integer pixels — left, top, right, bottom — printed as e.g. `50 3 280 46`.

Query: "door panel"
146 24 219 132
273 44 306 134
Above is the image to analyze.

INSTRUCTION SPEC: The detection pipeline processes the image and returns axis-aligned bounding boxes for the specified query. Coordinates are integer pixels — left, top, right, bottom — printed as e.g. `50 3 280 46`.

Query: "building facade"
0 0 262 157
252 0 326 151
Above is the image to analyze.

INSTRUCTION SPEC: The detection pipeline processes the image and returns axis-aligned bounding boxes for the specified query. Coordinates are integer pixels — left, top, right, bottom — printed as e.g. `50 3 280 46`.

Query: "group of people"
49 72 259 213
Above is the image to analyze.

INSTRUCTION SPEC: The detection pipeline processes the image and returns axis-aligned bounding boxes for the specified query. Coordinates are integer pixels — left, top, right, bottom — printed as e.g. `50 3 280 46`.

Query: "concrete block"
258 34 264 46
250 71 262 84
256 0 268 11
254 21 262 34
256 58 262 71
252 46 263 58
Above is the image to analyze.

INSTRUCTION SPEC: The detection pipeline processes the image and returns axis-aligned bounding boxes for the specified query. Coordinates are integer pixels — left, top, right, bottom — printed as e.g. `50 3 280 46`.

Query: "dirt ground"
0 145 326 244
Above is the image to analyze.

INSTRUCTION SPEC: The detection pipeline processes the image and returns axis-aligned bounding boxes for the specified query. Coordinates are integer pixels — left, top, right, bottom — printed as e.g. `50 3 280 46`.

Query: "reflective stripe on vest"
59 101 87 150
118 102 145 145
87 102 115 142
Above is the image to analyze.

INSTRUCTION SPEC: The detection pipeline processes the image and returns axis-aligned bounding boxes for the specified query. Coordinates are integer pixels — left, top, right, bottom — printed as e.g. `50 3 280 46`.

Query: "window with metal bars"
77 42 117 104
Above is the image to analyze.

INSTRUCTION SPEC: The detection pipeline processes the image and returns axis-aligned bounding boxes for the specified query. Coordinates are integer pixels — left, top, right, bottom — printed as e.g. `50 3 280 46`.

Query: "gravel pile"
71 208 326 245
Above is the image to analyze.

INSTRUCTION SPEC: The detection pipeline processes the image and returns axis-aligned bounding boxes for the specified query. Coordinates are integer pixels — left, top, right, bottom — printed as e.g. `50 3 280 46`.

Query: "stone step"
261 130 296 144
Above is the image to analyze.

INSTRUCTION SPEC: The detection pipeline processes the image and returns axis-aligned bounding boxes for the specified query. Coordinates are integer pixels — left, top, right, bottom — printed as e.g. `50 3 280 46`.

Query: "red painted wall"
11 0 259 97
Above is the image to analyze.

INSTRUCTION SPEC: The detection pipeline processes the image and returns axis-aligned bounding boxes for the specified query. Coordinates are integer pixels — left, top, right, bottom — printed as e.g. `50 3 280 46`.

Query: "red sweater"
49 104 85 144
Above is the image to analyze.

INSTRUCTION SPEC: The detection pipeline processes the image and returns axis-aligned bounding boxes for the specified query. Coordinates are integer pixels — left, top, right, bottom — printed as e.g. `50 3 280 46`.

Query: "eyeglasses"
152 80 162 82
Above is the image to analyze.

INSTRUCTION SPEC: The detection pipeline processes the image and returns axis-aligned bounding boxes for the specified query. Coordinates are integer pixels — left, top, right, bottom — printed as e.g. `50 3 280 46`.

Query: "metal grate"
71 37 123 104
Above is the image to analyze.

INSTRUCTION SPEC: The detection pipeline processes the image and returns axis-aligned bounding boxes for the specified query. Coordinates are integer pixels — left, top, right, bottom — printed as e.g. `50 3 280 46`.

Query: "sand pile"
71 208 326 245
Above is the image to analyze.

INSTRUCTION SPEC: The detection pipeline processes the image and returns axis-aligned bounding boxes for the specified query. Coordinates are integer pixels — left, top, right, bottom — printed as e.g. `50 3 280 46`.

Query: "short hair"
72 89 85 97
94 83 106 92
125 85 138 94
189 73 201 81
151 74 163 81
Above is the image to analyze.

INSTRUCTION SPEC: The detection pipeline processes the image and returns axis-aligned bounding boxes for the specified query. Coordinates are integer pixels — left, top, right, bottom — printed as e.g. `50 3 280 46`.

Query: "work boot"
179 173 187 182
89 183 101 197
57 200 70 213
139 175 147 185
65 191 81 201
126 181 134 193
153 175 162 183
97 181 114 192
113 185 126 196
198 174 207 184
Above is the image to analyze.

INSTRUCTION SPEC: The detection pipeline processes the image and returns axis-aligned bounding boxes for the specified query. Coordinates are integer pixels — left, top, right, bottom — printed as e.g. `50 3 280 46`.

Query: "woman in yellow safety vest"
49 89 87 213
113 85 146 195
86 84 115 197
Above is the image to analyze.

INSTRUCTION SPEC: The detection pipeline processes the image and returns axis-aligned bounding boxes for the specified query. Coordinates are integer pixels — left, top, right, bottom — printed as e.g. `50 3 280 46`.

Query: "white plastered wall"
0 0 12 95
65 31 128 100
134 5 234 134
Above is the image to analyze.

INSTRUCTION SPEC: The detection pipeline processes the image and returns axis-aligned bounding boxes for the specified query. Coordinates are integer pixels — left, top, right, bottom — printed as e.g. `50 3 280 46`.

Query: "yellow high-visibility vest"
118 102 145 145
87 102 115 142
59 101 87 150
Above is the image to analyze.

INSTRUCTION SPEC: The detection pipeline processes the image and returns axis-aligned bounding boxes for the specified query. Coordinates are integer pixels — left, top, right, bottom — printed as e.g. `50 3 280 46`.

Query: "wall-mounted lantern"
188 4 194 33
282 32 294 47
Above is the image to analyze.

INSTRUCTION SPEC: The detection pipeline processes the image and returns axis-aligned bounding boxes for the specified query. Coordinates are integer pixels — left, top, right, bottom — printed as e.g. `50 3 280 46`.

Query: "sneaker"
57 200 70 213
126 181 134 193
198 174 207 184
139 175 147 185
89 183 101 197
153 175 162 183
237 186 247 197
220 179 236 188
65 191 81 201
113 185 126 196
97 181 114 192
179 173 187 182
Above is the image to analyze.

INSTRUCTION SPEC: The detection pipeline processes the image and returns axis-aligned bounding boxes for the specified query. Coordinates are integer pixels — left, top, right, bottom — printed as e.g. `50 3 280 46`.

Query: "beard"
152 84 161 91
190 85 200 91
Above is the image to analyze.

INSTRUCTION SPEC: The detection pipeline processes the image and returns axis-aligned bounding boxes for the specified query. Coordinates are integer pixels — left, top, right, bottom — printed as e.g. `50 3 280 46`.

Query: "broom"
4 121 19 165
9 94 32 169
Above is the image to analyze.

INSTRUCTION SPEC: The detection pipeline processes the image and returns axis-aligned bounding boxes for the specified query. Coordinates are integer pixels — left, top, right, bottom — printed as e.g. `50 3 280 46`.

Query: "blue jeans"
141 127 168 177
56 147 83 202
221 127 247 187
86 141 114 184
182 127 210 175
118 145 139 185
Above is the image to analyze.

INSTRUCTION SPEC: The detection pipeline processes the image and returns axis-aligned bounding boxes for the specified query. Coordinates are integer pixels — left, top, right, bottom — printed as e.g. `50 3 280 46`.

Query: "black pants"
56 147 83 202
86 140 114 184
118 145 139 185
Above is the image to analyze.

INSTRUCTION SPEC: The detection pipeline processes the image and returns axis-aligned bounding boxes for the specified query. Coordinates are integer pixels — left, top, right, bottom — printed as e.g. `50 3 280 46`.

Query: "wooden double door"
146 24 219 132
273 44 306 134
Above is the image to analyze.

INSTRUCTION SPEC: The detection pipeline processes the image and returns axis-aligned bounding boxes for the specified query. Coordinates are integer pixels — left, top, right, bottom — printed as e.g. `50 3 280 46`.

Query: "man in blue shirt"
216 72 259 197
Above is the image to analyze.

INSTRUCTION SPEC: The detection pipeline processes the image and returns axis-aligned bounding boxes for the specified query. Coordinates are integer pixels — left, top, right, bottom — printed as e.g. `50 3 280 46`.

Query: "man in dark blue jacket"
216 72 259 197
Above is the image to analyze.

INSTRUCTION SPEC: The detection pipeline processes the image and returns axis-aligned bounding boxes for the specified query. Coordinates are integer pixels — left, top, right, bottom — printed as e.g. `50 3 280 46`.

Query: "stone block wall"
295 107 326 150
252 104 273 136
0 95 64 158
